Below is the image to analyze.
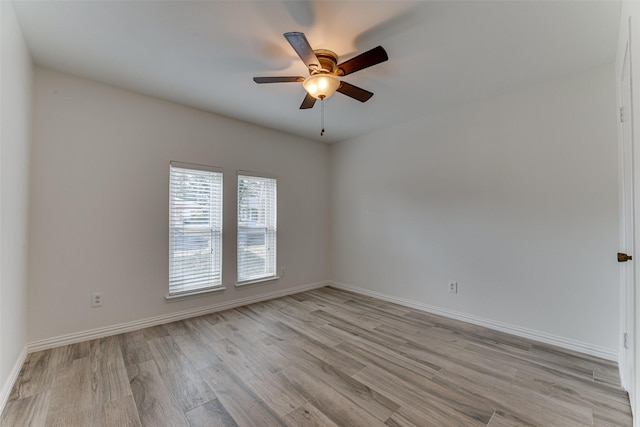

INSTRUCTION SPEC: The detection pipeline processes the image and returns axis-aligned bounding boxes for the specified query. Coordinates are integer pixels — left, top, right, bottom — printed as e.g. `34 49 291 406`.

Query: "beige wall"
28 67 329 342
330 64 619 356
0 0 33 406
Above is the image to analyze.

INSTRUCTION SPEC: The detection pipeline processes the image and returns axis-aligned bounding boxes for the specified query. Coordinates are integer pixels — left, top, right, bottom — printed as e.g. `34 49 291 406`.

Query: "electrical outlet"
448 281 458 294
280 267 286 277
91 292 103 307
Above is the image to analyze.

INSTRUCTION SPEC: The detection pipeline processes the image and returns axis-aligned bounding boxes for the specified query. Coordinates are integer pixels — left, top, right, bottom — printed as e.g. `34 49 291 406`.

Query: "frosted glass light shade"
303 74 340 100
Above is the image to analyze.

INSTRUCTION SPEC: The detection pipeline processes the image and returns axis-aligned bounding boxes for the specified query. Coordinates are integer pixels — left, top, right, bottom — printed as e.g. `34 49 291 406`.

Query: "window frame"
236 171 278 286
167 161 225 299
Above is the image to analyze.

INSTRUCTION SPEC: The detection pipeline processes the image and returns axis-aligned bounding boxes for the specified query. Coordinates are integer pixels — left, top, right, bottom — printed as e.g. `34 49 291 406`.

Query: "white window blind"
169 162 223 296
237 173 277 283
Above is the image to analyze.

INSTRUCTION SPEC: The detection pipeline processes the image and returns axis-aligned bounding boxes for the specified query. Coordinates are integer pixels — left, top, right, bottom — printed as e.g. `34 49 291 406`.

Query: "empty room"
1 0 637 426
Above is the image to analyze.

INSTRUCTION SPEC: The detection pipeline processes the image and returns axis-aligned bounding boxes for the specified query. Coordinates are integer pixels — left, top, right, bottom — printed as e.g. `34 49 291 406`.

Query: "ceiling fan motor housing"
312 49 339 75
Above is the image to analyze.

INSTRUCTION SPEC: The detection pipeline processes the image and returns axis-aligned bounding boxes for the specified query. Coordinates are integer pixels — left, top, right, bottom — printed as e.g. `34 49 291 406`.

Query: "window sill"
236 276 280 287
165 286 226 302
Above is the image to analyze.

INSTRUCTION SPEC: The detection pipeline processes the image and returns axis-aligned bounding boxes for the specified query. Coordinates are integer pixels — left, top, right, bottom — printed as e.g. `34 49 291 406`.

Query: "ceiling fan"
253 32 388 110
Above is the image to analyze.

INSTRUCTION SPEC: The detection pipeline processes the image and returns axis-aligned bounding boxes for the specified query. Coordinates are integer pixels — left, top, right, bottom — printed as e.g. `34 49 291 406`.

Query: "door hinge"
621 106 625 123
624 332 629 349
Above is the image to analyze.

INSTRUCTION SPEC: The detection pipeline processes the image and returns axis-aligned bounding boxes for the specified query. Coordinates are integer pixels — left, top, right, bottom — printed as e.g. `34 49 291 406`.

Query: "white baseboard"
329 281 618 362
0 345 27 417
25 278 618 361
28 281 328 353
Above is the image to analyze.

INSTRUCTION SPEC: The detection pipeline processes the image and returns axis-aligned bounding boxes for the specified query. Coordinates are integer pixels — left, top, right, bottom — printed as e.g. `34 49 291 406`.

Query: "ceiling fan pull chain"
321 97 325 136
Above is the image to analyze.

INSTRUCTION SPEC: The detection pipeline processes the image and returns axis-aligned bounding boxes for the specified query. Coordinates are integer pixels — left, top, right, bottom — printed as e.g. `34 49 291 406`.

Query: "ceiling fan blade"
337 81 374 103
337 46 388 76
300 93 317 109
253 76 305 83
284 32 320 69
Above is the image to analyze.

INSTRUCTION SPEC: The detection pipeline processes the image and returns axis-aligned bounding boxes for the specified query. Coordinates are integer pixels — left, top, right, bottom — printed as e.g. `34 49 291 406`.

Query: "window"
237 173 277 283
169 162 223 296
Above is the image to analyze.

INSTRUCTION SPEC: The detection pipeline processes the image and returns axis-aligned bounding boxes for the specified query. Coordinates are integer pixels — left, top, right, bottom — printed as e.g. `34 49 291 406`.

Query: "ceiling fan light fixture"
303 74 340 100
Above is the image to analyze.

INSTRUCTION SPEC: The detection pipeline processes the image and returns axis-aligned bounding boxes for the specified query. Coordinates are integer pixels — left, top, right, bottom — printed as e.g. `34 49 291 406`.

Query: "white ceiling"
12 0 621 143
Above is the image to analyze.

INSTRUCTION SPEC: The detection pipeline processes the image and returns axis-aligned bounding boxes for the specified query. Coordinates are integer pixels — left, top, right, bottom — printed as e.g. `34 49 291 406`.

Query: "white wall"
330 64 619 355
0 0 33 408
28 67 329 342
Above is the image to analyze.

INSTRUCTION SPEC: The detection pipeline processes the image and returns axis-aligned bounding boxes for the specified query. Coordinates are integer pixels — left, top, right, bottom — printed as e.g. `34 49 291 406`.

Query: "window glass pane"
169 163 223 295
238 228 267 278
237 174 276 283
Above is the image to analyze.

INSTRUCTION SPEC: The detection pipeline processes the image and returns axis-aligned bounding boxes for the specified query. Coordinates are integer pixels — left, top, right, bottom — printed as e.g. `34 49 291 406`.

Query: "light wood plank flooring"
1 287 632 426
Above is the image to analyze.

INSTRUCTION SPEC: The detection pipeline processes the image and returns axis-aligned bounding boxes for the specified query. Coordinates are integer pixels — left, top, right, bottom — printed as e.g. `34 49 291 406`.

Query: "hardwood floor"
1 287 632 426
